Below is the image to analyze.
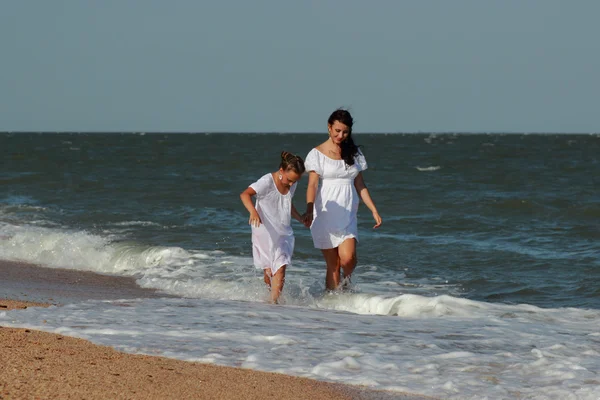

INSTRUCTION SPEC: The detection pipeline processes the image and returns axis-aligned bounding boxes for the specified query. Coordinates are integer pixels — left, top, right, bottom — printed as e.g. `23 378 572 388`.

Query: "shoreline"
0 260 433 400
0 260 167 305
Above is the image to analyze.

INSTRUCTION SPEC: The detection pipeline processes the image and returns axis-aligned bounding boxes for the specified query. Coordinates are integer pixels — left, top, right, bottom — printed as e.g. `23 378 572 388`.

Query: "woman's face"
328 121 350 145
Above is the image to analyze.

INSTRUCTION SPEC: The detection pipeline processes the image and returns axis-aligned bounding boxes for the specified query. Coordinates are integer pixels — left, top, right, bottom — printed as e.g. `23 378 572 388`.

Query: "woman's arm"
240 187 261 227
303 171 320 227
354 172 382 228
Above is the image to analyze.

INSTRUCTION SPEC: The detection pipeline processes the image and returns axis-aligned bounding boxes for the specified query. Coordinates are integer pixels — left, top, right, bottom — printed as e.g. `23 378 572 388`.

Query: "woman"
303 109 382 290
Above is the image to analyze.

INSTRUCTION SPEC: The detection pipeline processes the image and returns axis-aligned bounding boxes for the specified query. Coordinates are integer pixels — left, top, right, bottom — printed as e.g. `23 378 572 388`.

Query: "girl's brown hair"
280 151 305 174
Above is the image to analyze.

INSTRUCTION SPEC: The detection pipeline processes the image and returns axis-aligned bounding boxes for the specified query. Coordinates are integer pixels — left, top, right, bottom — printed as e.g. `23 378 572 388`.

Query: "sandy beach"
0 261 433 400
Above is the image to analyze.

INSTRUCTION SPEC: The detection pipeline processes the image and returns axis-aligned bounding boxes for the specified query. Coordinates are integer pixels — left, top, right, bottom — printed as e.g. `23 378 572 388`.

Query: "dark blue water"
2 132 599 308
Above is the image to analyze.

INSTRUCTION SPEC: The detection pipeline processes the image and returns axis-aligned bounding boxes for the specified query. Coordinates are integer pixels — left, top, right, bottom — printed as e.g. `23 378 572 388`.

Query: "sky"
1 1 599 133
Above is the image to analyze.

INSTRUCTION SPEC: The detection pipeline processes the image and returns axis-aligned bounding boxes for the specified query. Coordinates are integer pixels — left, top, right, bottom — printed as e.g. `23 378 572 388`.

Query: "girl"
240 151 305 303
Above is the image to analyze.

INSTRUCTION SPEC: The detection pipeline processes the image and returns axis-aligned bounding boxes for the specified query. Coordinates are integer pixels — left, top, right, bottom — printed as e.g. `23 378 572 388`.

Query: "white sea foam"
415 166 441 172
0 222 194 276
0 222 464 308
2 298 599 399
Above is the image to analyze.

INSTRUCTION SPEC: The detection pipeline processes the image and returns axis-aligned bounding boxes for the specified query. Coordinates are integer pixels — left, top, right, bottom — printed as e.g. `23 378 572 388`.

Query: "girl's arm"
240 187 261 227
291 204 303 224
354 172 382 228
304 171 319 227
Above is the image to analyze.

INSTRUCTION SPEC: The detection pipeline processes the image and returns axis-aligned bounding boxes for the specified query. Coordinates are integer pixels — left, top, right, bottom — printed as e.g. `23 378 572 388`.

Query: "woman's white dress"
304 149 368 249
249 173 296 274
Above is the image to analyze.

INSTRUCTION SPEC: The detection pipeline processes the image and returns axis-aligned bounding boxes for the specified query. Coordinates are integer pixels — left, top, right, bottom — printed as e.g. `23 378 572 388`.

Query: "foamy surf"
0 222 193 276
415 166 441 171
2 297 599 400
0 221 500 316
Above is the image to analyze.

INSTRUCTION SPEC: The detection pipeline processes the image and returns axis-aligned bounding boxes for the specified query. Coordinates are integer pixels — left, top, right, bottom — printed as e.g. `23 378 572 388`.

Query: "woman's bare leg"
321 248 341 290
338 238 357 286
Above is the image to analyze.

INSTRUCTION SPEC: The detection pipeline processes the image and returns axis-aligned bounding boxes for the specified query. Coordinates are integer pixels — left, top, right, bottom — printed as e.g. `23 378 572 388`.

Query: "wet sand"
0 261 434 399
0 260 167 305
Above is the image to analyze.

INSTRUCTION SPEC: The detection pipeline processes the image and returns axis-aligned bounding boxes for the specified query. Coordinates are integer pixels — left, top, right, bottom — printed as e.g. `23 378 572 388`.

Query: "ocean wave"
415 166 441 172
112 221 162 227
0 222 195 276
3 221 597 321
1 195 41 206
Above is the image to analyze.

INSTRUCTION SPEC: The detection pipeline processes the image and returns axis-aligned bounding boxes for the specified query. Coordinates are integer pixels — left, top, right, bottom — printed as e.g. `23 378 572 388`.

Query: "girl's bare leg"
269 266 286 303
321 248 341 290
263 269 272 289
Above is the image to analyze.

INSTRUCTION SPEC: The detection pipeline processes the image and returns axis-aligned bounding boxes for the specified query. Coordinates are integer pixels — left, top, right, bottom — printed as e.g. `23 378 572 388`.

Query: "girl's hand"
372 211 382 228
249 211 262 228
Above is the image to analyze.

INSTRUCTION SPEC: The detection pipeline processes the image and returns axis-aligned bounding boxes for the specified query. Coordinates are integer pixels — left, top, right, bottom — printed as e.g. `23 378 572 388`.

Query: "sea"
1 132 599 399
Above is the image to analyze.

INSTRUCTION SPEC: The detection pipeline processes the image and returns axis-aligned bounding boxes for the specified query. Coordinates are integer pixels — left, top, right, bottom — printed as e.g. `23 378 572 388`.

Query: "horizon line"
1 130 598 135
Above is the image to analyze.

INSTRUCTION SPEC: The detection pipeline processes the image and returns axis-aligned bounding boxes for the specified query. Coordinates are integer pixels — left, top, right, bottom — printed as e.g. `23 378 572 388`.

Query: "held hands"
372 211 382 229
249 211 262 228
301 211 313 228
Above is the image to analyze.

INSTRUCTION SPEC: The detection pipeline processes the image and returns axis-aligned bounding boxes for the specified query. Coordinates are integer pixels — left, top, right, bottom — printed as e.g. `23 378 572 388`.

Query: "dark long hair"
328 108 359 166
279 151 305 174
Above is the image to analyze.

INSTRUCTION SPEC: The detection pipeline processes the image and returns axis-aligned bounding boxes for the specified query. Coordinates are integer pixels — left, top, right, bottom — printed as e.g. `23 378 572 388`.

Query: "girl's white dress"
304 149 368 249
250 173 297 274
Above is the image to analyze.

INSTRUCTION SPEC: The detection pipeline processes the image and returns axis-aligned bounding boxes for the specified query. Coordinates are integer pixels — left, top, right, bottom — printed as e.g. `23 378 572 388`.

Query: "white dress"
304 149 368 249
249 173 297 274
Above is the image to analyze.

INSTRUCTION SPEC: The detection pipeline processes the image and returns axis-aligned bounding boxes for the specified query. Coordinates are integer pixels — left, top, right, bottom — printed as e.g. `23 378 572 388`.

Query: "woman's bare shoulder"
315 141 331 153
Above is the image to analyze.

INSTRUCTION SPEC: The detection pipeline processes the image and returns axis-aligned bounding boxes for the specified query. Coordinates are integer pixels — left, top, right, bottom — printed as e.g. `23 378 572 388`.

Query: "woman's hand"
372 211 382 228
249 211 262 228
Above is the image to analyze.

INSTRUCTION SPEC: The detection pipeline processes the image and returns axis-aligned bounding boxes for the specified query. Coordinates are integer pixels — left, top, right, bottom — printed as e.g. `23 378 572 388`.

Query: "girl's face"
279 169 301 189
328 121 350 145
